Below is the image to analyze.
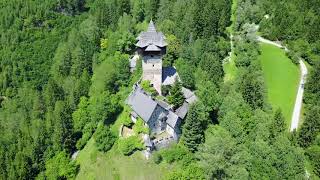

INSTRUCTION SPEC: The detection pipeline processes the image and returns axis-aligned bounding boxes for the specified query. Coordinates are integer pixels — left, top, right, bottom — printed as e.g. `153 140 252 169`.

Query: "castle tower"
136 20 167 95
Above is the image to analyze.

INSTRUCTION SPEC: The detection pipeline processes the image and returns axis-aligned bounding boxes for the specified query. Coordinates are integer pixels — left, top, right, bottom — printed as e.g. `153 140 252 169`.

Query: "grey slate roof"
182 87 197 104
166 111 180 128
156 99 171 110
145 44 161 51
175 102 189 119
162 66 180 85
127 86 157 122
136 20 167 49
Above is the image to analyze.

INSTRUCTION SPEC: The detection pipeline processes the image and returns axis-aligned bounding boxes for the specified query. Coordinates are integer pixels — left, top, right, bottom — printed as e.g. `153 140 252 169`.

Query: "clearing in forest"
259 43 300 126
76 138 173 180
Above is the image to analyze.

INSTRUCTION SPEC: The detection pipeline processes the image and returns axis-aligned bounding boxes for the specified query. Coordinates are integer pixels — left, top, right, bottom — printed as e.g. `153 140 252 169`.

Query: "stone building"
136 20 167 94
127 85 181 139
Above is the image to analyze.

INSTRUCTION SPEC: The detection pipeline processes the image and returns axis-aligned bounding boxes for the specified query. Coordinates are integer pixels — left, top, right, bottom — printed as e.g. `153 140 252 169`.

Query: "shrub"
286 51 299 65
118 135 144 156
133 118 149 134
152 153 163 164
167 81 184 109
165 163 205 180
95 125 117 152
161 85 171 96
141 80 157 96
119 106 134 127
45 151 79 180
76 122 96 150
159 145 194 164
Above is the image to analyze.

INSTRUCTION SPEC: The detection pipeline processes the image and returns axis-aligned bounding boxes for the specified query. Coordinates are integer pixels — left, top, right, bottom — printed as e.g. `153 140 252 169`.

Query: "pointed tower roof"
147 20 156 32
136 20 167 50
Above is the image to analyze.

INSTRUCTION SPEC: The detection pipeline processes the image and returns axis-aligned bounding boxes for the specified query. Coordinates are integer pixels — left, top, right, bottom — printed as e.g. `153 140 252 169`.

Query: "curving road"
257 36 308 132
290 60 308 131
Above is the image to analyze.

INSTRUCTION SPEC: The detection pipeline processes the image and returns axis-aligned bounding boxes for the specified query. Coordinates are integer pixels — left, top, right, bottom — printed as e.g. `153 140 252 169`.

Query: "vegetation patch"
259 43 300 124
76 138 173 180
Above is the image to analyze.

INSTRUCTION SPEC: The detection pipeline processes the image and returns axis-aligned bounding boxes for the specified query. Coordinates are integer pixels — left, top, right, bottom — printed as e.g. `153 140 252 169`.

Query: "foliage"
306 145 320 176
119 106 134 127
163 34 181 67
117 135 144 156
161 85 171 96
298 106 320 148
167 80 184 109
95 125 117 152
140 80 157 96
175 58 196 89
164 163 205 180
181 102 209 152
155 145 194 165
133 118 149 135
44 151 79 180
270 109 286 139
197 125 249 179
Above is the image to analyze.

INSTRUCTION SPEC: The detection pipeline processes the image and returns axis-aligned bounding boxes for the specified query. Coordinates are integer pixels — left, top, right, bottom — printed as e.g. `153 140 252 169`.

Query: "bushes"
95 125 117 152
141 80 157 96
119 106 134 127
44 151 79 180
286 51 300 65
118 135 144 156
153 145 194 165
164 163 205 180
167 81 184 109
133 118 149 134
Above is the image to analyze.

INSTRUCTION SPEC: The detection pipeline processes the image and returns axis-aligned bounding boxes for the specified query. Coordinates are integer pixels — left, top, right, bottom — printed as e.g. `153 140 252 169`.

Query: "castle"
126 21 197 149
136 20 167 94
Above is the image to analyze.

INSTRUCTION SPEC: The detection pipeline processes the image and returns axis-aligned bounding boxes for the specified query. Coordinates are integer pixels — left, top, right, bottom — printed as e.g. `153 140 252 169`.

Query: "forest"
0 0 319 179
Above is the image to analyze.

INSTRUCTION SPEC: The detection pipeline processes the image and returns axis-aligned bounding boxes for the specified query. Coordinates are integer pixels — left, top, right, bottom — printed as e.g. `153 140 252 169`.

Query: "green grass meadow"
76 137 173 180
259 43 300 125
76 109 174 180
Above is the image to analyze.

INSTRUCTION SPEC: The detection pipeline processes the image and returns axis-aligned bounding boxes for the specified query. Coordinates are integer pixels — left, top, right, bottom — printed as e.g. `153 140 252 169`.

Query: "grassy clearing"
223 53 237 82
259 43 300 125
76 138 172 180
76 109 174 180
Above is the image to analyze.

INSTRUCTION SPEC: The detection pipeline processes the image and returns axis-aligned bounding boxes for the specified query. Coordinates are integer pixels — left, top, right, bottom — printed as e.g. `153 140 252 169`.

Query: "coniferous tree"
168 80 184 109
182 102 208 152
95 125 116 152
270 109 286 139
298 106 320 148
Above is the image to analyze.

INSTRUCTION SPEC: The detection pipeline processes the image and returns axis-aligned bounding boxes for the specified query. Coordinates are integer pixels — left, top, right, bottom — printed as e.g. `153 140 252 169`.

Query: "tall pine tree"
168 80 184 109
182 102 208 152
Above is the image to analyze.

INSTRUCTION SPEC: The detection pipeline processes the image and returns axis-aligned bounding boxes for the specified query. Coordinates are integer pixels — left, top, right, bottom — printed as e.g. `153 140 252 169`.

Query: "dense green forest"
0 0 319 179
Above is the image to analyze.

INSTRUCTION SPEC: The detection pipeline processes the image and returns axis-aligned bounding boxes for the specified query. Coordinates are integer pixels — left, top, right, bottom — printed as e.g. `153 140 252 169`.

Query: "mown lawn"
259 43 300 126
76 110 174 180
76 137 173 180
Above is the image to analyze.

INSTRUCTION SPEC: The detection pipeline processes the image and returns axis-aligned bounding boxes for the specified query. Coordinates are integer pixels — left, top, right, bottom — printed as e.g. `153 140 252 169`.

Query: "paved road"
290 60 308 131
257 36 308 132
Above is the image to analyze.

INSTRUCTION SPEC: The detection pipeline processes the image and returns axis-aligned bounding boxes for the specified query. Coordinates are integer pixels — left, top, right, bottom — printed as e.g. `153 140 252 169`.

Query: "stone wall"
147 105 167 134
142 55 162 95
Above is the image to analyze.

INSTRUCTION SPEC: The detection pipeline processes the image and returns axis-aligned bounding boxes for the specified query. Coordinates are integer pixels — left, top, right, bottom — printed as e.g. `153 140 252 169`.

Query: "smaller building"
126 85 181 139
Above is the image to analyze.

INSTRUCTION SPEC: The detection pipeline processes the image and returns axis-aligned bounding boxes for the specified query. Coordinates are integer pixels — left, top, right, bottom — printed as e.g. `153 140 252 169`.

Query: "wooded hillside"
0 0 319 179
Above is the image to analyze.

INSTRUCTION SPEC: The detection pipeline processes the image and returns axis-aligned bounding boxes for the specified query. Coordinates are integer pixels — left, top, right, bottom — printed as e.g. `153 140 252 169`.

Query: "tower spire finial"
148 20 156 32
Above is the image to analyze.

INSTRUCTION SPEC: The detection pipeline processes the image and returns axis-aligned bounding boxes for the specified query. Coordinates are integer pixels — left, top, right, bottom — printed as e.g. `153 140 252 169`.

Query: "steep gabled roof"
166 111 180 128
136 20 167 49
127 86 157 122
